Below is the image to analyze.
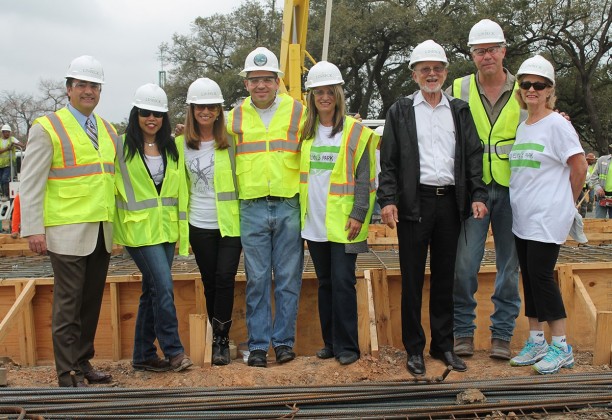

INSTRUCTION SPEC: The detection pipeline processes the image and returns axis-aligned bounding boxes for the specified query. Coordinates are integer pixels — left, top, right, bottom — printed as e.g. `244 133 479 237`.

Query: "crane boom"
279 0 311 103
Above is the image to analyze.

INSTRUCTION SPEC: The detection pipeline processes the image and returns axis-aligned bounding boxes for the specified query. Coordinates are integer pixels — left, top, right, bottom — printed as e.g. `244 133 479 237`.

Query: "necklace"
146 142 156 147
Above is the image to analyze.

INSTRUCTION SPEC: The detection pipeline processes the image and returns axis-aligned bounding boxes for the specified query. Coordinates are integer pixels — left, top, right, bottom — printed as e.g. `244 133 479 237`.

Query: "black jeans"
307 240 359 357
397 190 460 356
189 224 242 322
514 236 566 322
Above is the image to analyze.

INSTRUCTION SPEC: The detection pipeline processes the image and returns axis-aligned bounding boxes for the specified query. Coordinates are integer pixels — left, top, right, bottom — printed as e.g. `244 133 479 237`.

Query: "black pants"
49 224 110 386
514 236 566 322
189 224 242 322
307 240 359 357
398 190 460 355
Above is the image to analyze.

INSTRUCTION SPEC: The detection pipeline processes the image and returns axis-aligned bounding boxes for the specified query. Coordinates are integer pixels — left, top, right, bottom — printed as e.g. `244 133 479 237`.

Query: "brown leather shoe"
454 337 474 357
170 353 193 372
84 369 112 384
75 380 89 387
490 338 511 360
133 357 172 372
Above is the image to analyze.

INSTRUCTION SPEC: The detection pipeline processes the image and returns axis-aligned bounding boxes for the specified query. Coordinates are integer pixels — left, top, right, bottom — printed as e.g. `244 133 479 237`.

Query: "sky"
0 0 262 127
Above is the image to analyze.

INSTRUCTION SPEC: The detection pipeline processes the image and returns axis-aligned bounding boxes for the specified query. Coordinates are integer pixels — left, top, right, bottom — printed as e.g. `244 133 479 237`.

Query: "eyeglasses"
71 81 101 91
312 88 335 97
519 81 550 91
416 66 446 75
246 76 277 86
471 45 503 57
138 108 164 118
193 104 219 111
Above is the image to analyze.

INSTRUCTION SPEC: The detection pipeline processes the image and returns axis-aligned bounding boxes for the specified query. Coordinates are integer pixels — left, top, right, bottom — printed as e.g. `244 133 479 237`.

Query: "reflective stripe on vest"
453 75 521 187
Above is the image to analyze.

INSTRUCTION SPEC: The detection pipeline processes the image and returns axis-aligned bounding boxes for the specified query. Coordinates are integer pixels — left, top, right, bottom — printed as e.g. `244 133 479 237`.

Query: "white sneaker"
510 339 548 366
533 343 574 374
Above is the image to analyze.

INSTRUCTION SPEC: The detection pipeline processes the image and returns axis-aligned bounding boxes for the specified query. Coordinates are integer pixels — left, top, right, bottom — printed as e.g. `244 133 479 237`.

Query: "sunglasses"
193 104 219 111
519 81 550 91
138 108 164 118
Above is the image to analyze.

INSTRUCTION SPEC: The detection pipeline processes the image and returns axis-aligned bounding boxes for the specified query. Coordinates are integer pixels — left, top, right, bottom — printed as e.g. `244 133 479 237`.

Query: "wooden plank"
573 275 598 326
369 268 393 347
15 282 36 366
356 276 371 355
364 271 379 357
593 312 612 365
557 265 574 338
194 276 205 315
204 319 213 367
0 280 36 344
189 314 208 367
109 283 121 361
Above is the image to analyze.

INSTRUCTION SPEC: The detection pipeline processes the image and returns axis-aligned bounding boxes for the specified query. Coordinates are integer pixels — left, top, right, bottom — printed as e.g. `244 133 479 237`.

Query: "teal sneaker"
533 344 574 374
510 339 548 366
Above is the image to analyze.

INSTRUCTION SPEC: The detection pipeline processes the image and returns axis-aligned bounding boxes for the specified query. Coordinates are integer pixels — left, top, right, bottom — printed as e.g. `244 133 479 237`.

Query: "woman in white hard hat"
508 55 587 374
114 83 192 373
179 78 241 366
299 61 377 365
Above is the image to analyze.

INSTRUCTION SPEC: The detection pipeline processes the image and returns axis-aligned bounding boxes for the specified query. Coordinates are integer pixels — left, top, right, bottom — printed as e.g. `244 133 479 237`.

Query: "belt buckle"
436 187 444 196
265 195 277 201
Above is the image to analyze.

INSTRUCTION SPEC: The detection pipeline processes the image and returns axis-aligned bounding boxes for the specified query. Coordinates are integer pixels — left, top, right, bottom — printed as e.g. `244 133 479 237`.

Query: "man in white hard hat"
590 144 612 219
0 124 24 200
226 47 306 368
20 55 118 387
378 40 488 377
449 19 524 360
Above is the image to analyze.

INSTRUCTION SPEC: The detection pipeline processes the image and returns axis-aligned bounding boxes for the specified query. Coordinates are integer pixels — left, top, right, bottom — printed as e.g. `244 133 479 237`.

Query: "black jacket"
377 92 488 222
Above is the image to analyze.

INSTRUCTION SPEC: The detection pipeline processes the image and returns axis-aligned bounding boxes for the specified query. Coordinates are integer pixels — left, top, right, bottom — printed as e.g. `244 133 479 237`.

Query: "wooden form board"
0 263 609 366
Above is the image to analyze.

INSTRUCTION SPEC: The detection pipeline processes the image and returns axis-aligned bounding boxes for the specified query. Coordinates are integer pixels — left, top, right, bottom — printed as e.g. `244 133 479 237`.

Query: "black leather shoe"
247 349 268 367
406 354 425 376
274 346 296 364
84 369 112 384
337 352 359 365
316 347 334 359
430 350 467 372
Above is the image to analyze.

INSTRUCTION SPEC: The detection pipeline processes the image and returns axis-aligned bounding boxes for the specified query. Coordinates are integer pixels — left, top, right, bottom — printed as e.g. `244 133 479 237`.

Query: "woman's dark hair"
124 106 178 161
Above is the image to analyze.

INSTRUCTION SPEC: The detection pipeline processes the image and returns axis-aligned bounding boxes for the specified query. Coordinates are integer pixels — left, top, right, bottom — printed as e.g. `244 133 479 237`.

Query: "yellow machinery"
279 0 315 104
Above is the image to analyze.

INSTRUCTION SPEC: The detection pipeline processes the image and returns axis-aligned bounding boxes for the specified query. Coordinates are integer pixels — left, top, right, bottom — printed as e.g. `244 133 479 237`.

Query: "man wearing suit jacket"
20 56 118 387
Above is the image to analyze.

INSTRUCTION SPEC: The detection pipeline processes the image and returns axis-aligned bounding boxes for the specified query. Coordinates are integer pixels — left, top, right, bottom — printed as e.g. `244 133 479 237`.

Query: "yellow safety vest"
114 135 189 255
34 108 117 227
178 135 240 237
227 93 305 199
585 164 595 188
453 75 521 187
0 137 17 167
299 116 378 243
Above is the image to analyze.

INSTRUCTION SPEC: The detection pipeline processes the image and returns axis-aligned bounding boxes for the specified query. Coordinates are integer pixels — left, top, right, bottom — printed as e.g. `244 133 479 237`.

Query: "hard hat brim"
239 68 284 78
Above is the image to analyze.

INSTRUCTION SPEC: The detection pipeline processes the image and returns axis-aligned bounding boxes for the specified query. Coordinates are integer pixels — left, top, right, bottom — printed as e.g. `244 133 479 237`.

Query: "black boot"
212 318 232 366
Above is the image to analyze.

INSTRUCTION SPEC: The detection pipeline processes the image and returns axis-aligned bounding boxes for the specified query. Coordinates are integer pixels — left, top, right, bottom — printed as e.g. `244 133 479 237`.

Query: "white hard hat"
239 47 284 78
516 55 555 86
1 124 11 132
65 55 105 84
409 40 448 70
468 19 506 46
374 126 384 136
132 83 168 112
186 78 224 104
305 61 344 89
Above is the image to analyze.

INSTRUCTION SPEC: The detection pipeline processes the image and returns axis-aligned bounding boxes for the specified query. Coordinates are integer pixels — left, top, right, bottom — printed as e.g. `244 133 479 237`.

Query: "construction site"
1 0 612 418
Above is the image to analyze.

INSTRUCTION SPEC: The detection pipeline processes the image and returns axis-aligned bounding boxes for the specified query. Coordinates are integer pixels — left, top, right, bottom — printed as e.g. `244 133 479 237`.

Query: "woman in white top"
179 78 241 366
508 56 587 374
299 61 376 365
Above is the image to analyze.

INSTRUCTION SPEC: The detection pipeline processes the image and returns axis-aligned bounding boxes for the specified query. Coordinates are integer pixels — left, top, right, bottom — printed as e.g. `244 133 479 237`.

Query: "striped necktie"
86 117 98 150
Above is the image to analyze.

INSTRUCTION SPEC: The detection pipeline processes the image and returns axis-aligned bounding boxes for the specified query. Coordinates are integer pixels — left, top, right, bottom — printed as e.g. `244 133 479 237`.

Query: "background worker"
0 125 24 201
299 61 377 366
181 78 242 366
20 55 116 387
508 55 586 374
114 84 192 373
378 40 488 377
226 47 306 368
450 19 523 360
590 145 612 219
577 152 597 217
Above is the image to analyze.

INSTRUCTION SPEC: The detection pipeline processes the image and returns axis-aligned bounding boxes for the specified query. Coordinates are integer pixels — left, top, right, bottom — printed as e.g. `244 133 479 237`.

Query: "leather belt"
419 184 455 196
257 195 282 201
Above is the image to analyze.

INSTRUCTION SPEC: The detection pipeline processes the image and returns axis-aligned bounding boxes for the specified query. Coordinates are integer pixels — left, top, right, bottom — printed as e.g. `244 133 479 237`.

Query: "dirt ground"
2 345 610 388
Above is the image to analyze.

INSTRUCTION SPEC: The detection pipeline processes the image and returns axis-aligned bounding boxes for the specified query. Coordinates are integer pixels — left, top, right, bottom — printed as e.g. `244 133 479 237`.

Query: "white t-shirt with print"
143 154 164 186
184 140 218 229
509 112 584 244
301 124 341 242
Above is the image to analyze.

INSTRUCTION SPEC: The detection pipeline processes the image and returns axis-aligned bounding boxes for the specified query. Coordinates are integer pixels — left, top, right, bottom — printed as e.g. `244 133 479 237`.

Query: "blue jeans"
240 195 303 352
127 243 185 363
454 182 520 342
0 166 9 197
595 201 612 218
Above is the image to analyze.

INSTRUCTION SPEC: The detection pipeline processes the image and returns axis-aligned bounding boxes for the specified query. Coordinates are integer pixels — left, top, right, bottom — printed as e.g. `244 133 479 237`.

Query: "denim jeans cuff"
454 333 474 339
491 335 512 342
